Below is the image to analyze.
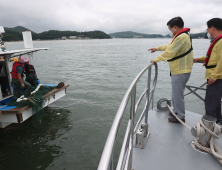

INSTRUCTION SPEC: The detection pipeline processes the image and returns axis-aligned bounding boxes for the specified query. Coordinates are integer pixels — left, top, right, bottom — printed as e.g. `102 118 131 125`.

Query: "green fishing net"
7 86 57 121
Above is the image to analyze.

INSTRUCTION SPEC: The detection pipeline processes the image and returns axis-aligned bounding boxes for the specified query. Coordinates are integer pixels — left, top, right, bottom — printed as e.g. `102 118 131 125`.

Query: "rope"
194 139 222 164
167 104 191 130
167 104 222 165
29 96 41 105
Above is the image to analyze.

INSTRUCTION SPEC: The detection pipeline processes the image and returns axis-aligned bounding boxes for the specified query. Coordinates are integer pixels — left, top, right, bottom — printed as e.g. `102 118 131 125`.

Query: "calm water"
0 39 210 170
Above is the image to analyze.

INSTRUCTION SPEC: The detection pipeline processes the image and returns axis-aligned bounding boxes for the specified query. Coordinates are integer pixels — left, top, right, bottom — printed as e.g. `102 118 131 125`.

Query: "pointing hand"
148 48 156 53
193 58 199 63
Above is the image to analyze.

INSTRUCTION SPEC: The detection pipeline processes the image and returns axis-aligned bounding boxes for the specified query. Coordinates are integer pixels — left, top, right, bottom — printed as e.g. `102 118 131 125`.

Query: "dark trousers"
12 78 32 100
205 79 222 123
25 74 38 86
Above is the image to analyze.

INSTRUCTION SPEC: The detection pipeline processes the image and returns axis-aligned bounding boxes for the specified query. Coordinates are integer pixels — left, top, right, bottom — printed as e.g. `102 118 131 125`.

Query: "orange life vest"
11 62 25 79
167 28 193 62
203 34 222 69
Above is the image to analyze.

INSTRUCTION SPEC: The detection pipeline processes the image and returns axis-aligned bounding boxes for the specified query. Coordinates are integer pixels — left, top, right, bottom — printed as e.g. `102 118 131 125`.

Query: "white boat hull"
0 85 68 128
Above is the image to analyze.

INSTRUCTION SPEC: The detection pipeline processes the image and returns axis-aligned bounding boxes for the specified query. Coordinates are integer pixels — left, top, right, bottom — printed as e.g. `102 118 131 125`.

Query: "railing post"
109 155 113 170
145 66 151 124
130 85 136 126
135 65 151 149
98 64 158 170
129 85 136 170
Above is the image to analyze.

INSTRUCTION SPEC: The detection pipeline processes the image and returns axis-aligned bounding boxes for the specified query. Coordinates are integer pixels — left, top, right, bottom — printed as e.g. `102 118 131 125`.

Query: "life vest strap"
204 34 222 69
167 45 193 62
205 65 217 69
167 33 193 62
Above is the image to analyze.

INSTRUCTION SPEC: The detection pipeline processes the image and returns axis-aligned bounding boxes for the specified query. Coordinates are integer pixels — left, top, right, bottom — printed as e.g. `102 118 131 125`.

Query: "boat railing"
97 63 158 170
184 61 207 102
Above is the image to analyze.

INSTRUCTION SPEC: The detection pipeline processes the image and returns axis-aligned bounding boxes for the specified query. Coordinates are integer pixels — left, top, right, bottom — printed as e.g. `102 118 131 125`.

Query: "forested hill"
109 31 207 39
109 31 164 38
5 26 36 33
2 26 111 41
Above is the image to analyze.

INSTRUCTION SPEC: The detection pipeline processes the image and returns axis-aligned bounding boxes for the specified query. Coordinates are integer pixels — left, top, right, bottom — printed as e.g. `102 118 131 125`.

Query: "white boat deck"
132 109 222 169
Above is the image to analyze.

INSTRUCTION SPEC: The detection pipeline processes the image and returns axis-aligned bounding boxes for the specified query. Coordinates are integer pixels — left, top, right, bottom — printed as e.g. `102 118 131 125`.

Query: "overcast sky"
1 0 222 35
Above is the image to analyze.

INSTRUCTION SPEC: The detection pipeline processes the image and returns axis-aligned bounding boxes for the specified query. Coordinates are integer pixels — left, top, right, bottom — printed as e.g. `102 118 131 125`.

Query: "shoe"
169 111 177 117
168 117 185 123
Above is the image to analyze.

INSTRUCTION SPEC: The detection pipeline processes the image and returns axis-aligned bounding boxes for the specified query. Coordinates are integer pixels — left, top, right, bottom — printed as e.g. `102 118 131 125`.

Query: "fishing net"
7 85 57 122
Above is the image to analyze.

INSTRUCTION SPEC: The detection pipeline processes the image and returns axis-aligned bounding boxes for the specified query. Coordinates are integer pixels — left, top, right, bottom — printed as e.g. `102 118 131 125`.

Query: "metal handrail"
97 63 158 170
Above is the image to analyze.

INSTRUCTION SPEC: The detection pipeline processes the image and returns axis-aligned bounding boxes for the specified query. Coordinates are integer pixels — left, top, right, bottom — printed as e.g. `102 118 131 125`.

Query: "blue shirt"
16 65 23 74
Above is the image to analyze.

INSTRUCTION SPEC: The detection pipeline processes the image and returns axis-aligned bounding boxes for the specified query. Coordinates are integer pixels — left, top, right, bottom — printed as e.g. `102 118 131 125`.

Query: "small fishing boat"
98 63 222 169
0 26 69 128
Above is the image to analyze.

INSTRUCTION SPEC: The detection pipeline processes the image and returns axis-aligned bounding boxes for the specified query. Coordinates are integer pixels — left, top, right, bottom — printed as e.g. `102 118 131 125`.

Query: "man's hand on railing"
148 48 156 53
193 58 199 63
150 59 157 65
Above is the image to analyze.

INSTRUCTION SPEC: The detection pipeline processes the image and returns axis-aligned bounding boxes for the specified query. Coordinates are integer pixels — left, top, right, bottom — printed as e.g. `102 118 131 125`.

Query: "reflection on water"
0 107 72 170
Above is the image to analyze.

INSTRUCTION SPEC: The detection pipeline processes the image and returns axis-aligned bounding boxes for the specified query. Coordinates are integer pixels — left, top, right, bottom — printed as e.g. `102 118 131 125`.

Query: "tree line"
2 29 111 41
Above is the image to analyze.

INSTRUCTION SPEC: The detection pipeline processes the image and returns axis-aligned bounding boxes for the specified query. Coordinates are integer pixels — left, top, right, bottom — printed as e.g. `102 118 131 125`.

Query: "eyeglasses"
205 27 212 32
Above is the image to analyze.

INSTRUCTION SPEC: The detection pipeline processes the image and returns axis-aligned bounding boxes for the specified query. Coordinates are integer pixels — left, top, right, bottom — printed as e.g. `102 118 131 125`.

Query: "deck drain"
190 140 209 154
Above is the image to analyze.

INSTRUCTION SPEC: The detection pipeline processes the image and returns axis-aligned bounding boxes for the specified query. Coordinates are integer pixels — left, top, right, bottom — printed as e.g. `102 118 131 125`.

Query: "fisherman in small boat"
24 62 39 86
194 18 222 124
148 16 193 123
11 56 32 100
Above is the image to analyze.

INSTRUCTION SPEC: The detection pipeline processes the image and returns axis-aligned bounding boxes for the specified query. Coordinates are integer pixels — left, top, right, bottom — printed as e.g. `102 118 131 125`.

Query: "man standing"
24 62 39 87
11 56 32 100
194 18 222 124
149 17 193 123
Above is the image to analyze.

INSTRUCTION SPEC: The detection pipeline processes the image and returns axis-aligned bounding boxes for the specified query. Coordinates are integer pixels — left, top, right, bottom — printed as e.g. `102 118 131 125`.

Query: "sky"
0 0 222 35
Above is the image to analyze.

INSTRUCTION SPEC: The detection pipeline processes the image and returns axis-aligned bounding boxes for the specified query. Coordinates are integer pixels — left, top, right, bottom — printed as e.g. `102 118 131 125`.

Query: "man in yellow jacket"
194 18 222 124
149 17 193 123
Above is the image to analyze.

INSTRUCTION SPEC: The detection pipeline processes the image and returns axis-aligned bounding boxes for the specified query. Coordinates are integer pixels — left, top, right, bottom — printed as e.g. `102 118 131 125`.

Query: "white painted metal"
4 55 13 94
0 48 49 55
0 122 11 128
22 31 33 49
0 26 5 33
0 113 18 123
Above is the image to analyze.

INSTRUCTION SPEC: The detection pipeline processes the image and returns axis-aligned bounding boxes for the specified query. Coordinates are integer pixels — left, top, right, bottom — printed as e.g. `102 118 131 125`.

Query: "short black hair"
167 17 184 28
207 18 222 31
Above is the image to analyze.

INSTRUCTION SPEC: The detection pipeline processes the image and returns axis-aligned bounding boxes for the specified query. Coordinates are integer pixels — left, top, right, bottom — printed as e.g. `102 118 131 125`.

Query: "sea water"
0 38 210 170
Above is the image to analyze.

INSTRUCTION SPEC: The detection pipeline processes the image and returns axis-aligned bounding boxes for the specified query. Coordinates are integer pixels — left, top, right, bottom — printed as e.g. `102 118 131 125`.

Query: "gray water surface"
0 39 210 170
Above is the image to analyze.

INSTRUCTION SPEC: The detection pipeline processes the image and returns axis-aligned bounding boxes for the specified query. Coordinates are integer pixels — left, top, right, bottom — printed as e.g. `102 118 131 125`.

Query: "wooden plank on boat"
1 84 69 115
16 113 23 123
